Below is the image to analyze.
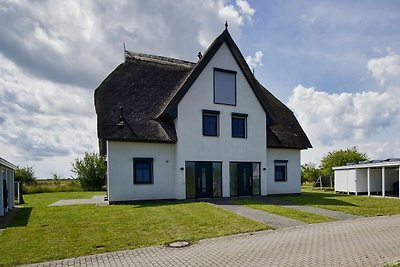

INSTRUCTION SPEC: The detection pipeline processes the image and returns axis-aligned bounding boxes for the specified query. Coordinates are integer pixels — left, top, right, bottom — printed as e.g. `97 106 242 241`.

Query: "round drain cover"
168 241 190 248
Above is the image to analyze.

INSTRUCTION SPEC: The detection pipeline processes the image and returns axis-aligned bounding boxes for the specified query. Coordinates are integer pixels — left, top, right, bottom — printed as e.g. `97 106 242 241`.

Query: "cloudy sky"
0 0 399 178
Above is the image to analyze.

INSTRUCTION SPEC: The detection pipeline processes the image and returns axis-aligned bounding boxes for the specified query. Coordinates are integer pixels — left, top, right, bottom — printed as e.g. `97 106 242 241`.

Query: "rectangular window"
232 113 247 138
214 68 236 105
134 158 153 184
202 110 219 136
275 160 288 182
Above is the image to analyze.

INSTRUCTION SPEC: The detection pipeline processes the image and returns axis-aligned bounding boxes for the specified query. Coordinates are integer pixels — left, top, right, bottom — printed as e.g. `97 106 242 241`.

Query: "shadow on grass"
275 192 358 207
7 207 33 227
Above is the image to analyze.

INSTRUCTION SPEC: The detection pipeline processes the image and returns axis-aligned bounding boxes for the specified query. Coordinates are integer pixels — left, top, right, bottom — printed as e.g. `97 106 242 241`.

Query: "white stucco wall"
266 148 301 194
175 42 268 198
334 169 356 193
107 141 176 202
0 163 15 215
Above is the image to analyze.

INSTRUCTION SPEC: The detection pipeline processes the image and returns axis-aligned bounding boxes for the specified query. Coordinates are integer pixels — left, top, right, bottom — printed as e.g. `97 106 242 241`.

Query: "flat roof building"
333 158 400 198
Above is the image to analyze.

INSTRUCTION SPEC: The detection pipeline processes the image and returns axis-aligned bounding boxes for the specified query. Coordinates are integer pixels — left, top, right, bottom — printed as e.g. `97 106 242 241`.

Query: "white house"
95 26 312 203
0 157 17 216
333 159 400 198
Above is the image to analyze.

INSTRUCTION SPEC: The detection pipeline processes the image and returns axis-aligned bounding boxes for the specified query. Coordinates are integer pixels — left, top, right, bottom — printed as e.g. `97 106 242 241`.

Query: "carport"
333 159 400 198
0 157 17 216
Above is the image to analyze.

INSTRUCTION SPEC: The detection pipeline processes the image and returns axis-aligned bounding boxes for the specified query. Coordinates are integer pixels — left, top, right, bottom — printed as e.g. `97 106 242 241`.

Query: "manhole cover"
168 241 190 248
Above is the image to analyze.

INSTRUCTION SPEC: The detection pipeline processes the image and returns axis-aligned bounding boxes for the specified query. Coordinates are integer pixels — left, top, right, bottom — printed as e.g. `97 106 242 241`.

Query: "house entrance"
195 162 213 198
185 161 222 199
230 162 261 197
237 163 252 196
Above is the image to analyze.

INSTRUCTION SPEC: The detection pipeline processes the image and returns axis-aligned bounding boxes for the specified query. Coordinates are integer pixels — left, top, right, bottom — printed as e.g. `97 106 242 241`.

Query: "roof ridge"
125 51 195 68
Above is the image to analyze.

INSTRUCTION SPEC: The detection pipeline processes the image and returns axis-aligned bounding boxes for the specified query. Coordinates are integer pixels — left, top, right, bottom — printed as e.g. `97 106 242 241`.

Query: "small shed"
333 158 400 198
0 157 17 216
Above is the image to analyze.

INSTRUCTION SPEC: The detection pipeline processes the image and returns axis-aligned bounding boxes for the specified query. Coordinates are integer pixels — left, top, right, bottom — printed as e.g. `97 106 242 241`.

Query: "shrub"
23 179 82 194
301 163 321 184
15 166 36 184
71 152 106 191
320 147 368 176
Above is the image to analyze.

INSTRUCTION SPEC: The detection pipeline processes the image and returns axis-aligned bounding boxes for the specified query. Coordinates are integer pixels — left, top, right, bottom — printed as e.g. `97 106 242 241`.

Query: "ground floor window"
230 162 260 197
133 158 153 184
274 160 288 182
185 161 222 198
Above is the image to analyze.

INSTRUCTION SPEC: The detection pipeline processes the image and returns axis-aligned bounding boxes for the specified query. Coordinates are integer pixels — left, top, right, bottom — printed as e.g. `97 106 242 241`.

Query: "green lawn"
233 199 334 224
276 185 400 217
0 192 267 266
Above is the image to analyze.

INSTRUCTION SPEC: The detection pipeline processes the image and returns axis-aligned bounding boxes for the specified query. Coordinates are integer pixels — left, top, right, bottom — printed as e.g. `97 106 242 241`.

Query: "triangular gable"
158 29 277 126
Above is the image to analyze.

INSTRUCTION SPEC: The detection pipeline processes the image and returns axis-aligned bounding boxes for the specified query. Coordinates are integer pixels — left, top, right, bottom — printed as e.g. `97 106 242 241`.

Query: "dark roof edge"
267 145 310 150
106 138 177 144
158 29 277 125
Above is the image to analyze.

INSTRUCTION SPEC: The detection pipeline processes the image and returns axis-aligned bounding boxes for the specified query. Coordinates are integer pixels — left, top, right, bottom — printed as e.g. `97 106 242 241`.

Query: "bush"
301 163 320 184
71 152 106 191
320 147 368 176
15 166 36 184
23 179 82 194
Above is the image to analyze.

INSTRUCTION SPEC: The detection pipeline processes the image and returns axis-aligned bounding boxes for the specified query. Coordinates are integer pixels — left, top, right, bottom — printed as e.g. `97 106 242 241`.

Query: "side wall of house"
107 141 176 202
266 148 301 194
175 42 268 199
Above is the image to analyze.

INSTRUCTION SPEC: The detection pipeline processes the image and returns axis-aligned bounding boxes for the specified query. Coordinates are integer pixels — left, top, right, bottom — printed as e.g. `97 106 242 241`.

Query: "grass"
233 199 334 224
276 185 400 217
0 192 267 266
23 179 83 194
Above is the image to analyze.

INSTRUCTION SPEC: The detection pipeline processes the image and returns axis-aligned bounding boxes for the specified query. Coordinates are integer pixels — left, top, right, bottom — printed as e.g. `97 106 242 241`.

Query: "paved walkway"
24 215 400 267
210 199 306 229
261 197 361 220
49 196 108 206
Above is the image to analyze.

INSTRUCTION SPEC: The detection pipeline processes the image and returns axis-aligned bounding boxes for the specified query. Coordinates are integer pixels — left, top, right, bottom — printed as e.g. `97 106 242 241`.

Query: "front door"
237 163 252 196
195 162 213 198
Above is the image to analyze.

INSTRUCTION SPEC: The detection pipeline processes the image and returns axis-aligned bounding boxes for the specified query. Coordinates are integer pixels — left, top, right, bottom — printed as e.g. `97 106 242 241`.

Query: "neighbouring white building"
333 159 400 198
95 25 312 202
0 157 17 216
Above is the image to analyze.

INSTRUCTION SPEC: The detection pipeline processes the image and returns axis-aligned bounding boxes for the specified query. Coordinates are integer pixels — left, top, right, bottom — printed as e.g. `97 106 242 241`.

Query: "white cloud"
245 50 264 70
288 85 400 145
236 0 255 20
0 0 256 178
291 52 400 165
367 52 400 86
0 54 97 177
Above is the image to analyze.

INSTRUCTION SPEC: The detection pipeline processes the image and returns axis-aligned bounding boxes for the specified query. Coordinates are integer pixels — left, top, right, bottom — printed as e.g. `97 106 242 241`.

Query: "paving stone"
22 215 400 267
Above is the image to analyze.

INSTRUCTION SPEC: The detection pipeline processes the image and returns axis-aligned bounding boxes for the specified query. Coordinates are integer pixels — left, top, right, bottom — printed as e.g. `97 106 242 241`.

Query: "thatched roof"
94 29 312 150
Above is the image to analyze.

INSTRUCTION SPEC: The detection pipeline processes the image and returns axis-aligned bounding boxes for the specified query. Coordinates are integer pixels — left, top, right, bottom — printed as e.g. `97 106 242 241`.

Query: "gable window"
275 160 288 182
214 68 236 105
232 113 247 138
202 110 219 136
134 158 153 184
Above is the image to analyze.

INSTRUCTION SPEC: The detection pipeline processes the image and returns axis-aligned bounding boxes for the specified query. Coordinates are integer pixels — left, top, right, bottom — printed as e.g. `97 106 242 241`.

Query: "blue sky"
0 0 399 178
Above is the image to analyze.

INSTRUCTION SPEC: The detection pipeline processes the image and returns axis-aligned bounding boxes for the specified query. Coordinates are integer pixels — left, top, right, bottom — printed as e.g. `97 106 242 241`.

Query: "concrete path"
210 199 306 229
261 197 361 220
23 215 400 267
49 196 108 206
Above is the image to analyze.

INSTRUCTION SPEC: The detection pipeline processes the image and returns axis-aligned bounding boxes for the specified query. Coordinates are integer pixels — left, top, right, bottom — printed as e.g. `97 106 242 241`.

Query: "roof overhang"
0 157 17 170
333 161 400 170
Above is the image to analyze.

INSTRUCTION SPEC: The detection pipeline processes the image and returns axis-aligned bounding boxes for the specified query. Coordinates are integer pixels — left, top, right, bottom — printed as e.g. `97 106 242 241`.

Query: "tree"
301 163 320 183
71 152 106 191
15 166 36 184
320 147 368 176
